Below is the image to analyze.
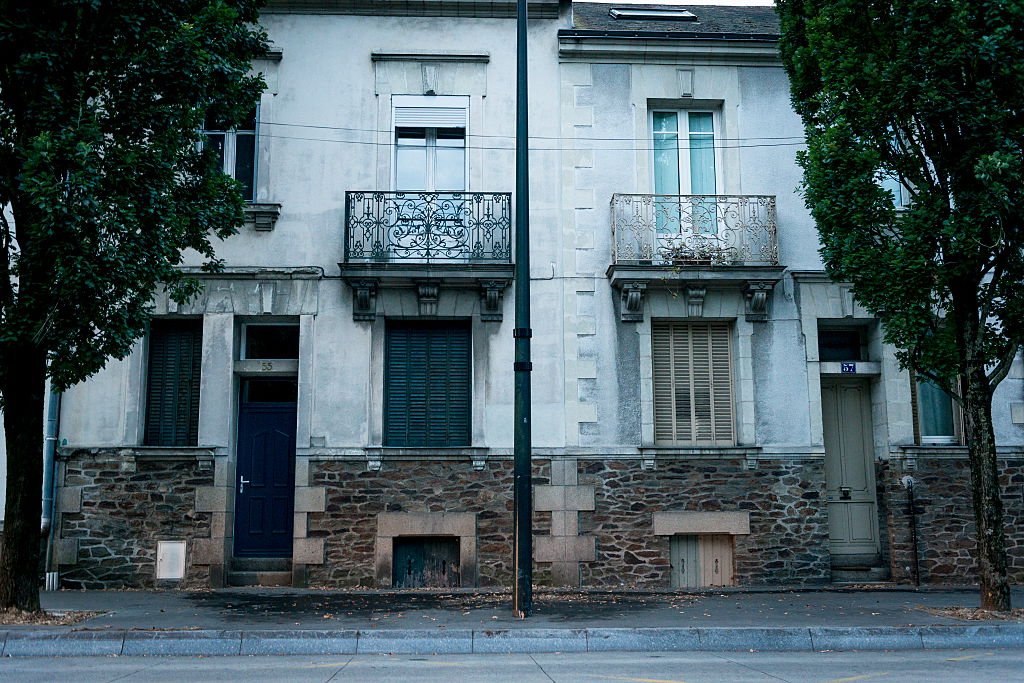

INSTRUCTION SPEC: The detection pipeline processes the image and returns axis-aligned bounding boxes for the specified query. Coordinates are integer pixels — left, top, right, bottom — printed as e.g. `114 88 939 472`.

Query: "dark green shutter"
385 320 471 447
144 319 203 446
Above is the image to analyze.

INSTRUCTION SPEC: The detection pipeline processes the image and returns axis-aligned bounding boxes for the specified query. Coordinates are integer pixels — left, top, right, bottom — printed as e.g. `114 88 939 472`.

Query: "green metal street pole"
512 0 533 618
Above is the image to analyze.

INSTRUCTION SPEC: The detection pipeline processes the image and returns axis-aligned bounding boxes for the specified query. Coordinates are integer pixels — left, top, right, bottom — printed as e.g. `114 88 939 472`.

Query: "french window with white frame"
651 109 723 253
393 95 468 192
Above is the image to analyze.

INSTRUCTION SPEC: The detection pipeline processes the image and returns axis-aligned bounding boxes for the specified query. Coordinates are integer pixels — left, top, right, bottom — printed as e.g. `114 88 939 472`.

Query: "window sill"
367 447 485 457
57 446 216 466
640 446 761 457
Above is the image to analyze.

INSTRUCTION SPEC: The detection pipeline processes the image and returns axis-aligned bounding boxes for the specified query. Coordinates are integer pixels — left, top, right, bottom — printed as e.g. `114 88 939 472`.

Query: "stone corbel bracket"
479 280 510 322
350 279 379 321
243 203 282 232
619 281 646 322
366 453 383 472
743 280 775 322
416 281 440 316
686 285 707 318
641 455 656 471
471 453 488 471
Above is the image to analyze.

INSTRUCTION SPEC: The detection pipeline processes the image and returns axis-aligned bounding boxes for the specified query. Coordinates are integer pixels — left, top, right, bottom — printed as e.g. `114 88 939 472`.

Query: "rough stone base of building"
878 457 1024 584
52 449 1024 590
56 449 214 589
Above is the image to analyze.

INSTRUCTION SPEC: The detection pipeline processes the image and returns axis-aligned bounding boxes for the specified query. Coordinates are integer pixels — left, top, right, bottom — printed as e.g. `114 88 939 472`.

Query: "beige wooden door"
700 534 734 587
821 379 880 564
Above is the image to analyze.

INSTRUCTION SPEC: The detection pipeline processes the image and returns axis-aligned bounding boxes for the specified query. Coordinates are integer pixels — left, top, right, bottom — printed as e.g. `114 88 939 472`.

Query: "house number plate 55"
260 361 274 371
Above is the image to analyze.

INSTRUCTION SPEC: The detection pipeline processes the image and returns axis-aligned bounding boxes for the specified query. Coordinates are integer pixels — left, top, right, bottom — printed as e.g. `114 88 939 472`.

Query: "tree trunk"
0 343 47 612
961 361 1011 611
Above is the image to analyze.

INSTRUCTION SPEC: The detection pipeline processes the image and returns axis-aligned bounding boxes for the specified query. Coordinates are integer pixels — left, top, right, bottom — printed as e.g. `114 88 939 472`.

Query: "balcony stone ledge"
607 264 785 323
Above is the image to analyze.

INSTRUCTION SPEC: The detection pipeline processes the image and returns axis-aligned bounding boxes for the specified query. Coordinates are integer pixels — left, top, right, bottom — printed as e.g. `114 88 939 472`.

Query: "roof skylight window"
609 8 698 21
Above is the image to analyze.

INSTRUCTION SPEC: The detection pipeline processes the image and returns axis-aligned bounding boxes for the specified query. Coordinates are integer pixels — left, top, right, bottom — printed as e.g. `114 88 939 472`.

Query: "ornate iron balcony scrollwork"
345 191 512 263
611 194 778 266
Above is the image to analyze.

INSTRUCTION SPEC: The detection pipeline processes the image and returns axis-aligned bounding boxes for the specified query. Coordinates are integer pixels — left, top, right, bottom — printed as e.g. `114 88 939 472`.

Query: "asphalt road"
0 649 1021 682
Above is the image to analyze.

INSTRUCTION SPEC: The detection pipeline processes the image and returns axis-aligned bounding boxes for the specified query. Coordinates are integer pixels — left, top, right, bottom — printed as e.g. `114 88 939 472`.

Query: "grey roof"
569 3 780 39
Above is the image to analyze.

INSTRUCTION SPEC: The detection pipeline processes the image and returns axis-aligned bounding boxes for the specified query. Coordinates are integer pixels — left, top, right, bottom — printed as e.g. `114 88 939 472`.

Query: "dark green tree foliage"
777 0 1023 610
0 0 265 610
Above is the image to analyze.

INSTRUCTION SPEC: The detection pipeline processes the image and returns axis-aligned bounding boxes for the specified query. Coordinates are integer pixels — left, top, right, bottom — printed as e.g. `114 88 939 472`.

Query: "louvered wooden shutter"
385 321 471 447
652 321 734 445
144 319 202 446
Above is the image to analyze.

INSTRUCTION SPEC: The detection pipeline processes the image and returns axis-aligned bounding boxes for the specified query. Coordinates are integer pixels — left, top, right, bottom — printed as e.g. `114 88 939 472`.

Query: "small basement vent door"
392 537 461 588
670 534 735 588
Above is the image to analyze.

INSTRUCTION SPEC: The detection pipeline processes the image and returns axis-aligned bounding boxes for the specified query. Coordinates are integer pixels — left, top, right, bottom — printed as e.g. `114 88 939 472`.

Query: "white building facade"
3 1 1023 589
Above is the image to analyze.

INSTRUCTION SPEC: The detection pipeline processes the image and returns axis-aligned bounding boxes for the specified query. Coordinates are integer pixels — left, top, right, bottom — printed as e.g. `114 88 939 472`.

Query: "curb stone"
472 628 588 654
3 630 125 657
357 629 473 654
809 626 923 651
241 629 358 656
2 625 1023 657
122 630 242 657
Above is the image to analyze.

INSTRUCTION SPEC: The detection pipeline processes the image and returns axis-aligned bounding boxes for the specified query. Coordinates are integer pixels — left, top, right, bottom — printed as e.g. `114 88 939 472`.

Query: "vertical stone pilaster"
534 457 596 586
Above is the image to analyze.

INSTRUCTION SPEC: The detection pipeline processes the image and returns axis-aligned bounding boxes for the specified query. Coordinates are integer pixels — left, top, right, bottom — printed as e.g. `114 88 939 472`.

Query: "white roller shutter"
394 106 467 128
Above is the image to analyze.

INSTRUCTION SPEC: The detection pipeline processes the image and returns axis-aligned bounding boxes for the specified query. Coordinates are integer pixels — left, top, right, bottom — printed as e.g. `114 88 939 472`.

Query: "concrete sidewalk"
0 587 1020 656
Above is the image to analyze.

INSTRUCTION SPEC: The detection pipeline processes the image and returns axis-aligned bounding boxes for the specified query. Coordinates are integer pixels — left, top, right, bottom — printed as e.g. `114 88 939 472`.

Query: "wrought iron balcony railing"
611 194 778 266
345 191 512 264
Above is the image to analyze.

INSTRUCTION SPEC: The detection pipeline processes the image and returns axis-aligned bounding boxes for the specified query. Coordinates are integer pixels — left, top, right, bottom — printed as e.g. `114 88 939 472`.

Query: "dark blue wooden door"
234 380 297 558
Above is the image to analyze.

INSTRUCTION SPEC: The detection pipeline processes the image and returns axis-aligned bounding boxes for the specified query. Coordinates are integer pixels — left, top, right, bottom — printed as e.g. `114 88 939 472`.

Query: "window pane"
653 111 678 134
818 330 863 361
687 112 716 198
689 134 716 195
240 108 257 132
244 325 299 359
654 133 680 197
203 113 226 132
881 173 907 208
435 146 465 191
688 111 714 134
243 379 298 403
205 133 226 172
436 127 465 145
234 132 256 201
397 127 427 144
396 147 427 190
918 378 955 438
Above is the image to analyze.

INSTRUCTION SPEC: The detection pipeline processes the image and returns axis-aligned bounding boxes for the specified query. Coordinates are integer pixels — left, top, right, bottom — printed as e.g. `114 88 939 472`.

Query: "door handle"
239 476 250 494
840 486 852 500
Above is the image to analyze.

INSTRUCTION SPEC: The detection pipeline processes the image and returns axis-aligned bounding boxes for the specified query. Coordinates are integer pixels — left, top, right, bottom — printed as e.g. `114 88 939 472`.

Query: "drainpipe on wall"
901 475 921 587
41 386 61 591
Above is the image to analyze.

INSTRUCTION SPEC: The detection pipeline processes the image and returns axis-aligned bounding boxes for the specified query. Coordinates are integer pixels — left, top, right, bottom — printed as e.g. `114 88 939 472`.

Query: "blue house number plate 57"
841 362 857 373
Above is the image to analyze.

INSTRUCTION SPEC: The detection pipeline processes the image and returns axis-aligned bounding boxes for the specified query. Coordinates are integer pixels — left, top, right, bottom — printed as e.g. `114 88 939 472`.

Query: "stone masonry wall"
579 458 831 587
307 456 829 588
878 457 1024 584
307 459 552 587
58 450 214 589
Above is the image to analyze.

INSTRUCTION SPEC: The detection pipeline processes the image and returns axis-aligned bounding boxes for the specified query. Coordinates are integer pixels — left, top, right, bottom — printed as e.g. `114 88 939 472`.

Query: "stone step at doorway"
831 566 891 584
227 557 292 587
